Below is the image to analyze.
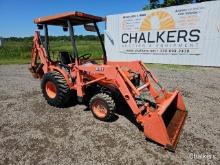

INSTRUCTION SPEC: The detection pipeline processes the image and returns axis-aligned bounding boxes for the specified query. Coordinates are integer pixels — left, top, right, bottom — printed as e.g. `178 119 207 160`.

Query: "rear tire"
41 71 71 107
89 93 116 121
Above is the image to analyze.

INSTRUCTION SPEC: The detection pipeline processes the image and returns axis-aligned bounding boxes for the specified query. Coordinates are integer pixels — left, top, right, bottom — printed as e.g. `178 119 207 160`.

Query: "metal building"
105 1 220 66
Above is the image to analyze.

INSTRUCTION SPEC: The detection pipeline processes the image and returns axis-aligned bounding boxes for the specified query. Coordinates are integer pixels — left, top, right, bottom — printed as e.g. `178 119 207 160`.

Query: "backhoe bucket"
143 90 187 151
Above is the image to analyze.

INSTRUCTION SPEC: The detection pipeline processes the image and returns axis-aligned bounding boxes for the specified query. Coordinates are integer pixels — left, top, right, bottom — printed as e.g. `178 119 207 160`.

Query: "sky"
0 0 164 37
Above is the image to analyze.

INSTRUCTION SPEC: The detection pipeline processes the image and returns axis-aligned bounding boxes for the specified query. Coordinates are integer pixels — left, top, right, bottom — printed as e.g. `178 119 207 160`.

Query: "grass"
0 39 195 71
0 39 103 64
0 58 30 65
145 63 194 70
0 40 31 64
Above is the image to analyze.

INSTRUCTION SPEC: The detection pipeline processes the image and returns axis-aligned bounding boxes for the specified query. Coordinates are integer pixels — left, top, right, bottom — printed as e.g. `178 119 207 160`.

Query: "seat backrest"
59 52 72 64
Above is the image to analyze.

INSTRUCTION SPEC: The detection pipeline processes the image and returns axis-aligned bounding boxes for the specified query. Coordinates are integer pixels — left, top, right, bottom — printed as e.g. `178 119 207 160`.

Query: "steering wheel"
79 53 92 60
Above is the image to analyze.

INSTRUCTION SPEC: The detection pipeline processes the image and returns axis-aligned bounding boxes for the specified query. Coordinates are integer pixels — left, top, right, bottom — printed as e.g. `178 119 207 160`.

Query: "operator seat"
59 51 73 65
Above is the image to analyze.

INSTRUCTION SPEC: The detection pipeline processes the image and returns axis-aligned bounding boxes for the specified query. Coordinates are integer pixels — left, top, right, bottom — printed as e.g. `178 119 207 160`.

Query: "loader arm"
78 61 187 151
111 61 187 151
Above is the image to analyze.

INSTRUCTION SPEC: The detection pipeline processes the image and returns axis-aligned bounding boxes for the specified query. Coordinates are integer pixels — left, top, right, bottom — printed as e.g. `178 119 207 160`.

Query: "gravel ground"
0 64 219 165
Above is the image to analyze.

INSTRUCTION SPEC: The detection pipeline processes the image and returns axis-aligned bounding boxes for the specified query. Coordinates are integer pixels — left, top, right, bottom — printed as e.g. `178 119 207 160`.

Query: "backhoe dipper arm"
29 31 49 78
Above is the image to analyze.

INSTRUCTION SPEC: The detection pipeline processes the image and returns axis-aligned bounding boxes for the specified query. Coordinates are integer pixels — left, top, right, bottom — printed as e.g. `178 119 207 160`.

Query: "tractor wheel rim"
45 81 57 98
92 100 107 118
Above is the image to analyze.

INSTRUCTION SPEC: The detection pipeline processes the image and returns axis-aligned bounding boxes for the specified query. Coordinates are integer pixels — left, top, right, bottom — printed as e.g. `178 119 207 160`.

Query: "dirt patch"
0 64 219 164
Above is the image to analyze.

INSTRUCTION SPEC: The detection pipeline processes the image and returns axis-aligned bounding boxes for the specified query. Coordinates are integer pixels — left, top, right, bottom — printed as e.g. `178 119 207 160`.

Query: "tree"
163 0 176 7
163 0 193 7
143 0 160 10
179 0 193 5
195 0 208 2
150 0 160 9
143 0 199 9
144 0 212 10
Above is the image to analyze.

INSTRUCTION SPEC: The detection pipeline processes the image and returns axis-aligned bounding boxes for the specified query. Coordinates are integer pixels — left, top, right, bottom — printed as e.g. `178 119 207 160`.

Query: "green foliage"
0 40 32 60
143 0 160 10
146 63 194 71
5 35 103 42
0 37 103 64
195 0 208 2
143 0 211 9
162 0 194 7
163 0 176 7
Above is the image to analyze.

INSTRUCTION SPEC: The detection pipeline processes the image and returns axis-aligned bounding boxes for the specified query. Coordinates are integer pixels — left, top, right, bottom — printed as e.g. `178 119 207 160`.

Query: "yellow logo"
140 11 175 31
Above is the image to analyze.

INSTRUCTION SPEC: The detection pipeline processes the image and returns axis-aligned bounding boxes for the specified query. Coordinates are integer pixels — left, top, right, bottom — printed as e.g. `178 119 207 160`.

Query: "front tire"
41 71 70 107
89 93 116 121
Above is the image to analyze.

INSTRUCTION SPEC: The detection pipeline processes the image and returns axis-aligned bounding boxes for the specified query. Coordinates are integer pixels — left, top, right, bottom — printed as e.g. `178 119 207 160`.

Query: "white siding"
105 1 220 66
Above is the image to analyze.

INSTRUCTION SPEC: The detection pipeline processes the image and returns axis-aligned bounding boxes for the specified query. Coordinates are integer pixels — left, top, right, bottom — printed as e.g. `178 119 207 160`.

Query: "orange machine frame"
30 11 187 151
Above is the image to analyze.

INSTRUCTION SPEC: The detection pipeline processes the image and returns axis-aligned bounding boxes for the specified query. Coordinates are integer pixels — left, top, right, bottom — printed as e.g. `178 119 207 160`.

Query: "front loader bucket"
143 90 187 151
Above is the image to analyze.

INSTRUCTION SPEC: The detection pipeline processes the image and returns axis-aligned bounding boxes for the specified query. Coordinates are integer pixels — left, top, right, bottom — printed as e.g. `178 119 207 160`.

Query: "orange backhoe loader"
29 11 187 151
